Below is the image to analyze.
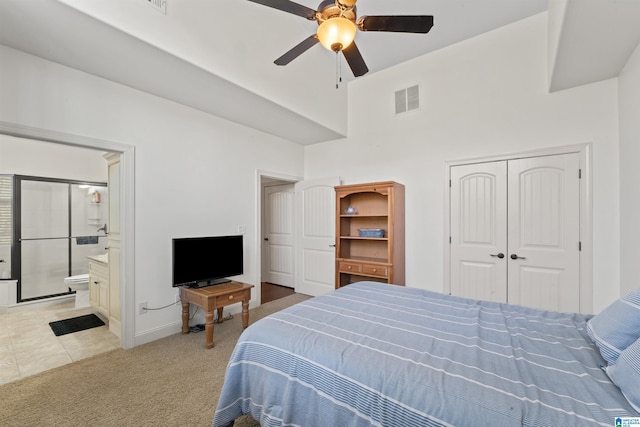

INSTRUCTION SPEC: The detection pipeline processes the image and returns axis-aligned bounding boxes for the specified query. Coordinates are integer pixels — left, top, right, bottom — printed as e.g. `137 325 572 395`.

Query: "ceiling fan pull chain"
335 51 341 89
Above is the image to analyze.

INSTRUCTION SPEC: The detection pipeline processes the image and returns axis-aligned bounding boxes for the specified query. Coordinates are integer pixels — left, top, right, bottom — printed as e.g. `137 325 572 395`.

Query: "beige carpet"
0 293 310 427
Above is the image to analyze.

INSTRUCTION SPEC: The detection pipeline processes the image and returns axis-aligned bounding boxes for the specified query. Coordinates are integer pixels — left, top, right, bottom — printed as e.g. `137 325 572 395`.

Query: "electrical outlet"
139 301 148 315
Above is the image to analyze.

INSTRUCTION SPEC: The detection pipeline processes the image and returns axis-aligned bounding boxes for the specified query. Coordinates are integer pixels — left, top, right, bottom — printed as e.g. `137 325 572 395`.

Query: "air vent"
146 0 167 14
395 85 420 115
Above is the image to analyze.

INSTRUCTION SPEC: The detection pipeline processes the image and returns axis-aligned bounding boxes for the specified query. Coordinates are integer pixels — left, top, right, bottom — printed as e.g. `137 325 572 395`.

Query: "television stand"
180 281 254 349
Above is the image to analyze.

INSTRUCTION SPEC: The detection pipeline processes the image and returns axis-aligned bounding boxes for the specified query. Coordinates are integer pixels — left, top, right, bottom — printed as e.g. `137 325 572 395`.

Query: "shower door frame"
13 175 108 303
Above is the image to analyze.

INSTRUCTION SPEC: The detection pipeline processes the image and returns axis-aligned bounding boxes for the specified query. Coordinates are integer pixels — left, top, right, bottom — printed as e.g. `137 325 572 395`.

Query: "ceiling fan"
247 0 434 77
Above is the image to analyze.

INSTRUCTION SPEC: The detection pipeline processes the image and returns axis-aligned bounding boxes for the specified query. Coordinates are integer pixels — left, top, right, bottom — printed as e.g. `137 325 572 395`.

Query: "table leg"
205 311 215 349
181 300 190 335
216 307 224 324
242 299 249 329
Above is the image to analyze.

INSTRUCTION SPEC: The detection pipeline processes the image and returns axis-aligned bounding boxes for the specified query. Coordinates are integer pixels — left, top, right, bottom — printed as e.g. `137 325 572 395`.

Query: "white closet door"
294 178 339 297
450 153 581 311
450 162 508 303
507 154 580 312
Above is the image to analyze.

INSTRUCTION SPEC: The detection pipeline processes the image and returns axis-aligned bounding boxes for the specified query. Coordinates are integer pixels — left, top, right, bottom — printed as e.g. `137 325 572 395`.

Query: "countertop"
87 253 108 264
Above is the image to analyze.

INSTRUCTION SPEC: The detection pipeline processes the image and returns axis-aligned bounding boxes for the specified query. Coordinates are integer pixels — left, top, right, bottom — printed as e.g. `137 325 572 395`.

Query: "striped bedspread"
213 282 639 427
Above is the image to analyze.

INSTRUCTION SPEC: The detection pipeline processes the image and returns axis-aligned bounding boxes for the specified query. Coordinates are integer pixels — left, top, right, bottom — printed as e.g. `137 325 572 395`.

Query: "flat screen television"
172 235 243 288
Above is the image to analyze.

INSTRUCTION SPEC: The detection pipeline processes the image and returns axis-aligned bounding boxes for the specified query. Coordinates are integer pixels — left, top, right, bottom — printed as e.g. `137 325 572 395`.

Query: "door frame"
443 143 592 313
255 170 301 304
0 120 136 348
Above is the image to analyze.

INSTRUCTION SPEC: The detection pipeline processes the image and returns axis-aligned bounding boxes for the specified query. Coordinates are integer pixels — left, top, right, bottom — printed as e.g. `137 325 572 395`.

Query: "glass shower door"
19 179 108 301
20 180 70 300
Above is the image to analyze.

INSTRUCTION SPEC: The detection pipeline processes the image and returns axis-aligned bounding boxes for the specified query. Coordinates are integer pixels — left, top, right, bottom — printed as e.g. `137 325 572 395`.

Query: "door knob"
510 254 526 260
490 253 505 259
263 237 269 241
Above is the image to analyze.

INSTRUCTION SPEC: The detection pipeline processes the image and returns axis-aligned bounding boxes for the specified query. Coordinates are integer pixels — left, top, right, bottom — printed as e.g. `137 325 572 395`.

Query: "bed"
213 282 640 427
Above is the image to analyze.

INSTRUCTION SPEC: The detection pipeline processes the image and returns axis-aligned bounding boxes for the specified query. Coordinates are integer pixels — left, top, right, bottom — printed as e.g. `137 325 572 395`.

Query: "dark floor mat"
49 314 105 336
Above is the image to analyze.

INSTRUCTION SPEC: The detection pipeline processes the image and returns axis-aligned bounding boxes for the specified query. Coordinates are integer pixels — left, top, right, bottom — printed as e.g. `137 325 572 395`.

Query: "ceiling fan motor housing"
316 0 357 25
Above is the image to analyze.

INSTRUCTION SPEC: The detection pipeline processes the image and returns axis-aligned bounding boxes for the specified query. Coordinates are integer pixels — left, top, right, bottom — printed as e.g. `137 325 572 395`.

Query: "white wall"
305 13 621 313
0 44 304 342
618 42 640 297
0 135 107 181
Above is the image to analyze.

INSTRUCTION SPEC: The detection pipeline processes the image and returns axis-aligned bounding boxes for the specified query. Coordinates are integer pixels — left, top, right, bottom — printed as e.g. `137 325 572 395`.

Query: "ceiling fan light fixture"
317 17 357 52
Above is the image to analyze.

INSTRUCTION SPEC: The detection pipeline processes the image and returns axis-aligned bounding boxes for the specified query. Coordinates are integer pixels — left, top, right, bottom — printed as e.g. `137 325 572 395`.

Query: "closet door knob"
510 254 526 260
490 253 505 259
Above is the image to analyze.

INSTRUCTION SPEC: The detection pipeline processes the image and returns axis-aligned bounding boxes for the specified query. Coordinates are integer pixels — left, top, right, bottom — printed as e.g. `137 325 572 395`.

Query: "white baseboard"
134 320 183 346
133 301 259 347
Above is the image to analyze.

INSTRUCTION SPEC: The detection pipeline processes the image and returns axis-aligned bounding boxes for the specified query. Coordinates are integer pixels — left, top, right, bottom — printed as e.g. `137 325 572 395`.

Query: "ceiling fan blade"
358 15 434 33
342 42 369 77
274 35 320 65
247 0 317 20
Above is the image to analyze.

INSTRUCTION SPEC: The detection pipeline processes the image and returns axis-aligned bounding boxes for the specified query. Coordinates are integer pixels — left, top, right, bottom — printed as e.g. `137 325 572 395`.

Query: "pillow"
606 337 640 412
586 288 640 365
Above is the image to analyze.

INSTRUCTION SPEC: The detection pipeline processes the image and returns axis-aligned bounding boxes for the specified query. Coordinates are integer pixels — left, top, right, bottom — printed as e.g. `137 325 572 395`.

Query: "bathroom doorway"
0 141 122 383
0 123 135 357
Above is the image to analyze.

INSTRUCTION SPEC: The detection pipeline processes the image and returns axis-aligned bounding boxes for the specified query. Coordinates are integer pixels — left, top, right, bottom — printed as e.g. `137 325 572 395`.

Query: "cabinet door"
89 276 98 308
98 278 109 314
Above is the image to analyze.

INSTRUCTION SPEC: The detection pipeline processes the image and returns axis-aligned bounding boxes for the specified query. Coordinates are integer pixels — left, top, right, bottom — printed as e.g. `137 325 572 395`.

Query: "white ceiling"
242 0 549 77
1 0 639 145
549 0 640 92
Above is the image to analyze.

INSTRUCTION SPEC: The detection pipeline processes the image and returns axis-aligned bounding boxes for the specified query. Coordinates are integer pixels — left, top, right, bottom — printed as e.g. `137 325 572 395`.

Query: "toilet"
64 273 90 308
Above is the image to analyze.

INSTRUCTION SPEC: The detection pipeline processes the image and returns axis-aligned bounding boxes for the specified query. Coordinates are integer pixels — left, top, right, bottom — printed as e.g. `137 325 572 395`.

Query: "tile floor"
0 301 120 385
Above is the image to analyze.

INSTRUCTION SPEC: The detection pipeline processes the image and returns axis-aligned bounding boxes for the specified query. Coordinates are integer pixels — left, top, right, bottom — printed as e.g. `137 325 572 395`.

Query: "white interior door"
507 154 580 312
450 153 581 311
264 184 295 288
450 162 508 303
295 177 339 296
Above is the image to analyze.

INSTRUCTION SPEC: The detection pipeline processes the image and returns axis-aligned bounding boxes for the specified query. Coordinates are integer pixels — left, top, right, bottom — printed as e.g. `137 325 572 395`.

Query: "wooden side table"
180 281 254 349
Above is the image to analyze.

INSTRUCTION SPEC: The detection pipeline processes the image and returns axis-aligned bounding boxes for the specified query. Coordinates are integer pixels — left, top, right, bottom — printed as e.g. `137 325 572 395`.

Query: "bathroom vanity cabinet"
89 254 109 317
